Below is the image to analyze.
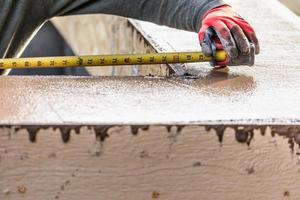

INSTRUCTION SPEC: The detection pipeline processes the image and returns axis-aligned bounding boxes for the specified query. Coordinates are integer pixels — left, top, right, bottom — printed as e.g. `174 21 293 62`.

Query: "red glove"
199 5 260 66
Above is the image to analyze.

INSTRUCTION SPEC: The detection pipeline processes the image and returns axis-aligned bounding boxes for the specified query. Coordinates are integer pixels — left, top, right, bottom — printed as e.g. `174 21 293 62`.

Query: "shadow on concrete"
177 68 256 97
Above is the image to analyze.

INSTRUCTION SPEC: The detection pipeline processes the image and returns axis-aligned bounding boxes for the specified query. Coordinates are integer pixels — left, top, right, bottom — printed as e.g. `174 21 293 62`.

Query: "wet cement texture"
0 74 265 125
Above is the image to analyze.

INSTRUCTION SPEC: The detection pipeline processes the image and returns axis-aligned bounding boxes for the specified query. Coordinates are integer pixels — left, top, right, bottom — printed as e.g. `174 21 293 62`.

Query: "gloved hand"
199 5 260 67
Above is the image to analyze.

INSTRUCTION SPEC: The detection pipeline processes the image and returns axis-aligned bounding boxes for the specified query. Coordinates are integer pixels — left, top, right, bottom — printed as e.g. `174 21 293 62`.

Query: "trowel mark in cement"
3 125 300 153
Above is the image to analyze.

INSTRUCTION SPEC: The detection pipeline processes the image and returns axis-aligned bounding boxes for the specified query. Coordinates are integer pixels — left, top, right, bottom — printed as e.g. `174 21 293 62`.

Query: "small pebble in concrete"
140 150 150 158
65 180 70 185
246 166 255 174
284 190 290 197
193 162 202 167
18 186 27 194
152 191 160 199
94 151 102 157
48 152 57 158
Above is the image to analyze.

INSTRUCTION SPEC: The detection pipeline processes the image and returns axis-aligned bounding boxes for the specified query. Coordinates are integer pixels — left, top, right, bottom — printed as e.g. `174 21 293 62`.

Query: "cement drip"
2 125 300 153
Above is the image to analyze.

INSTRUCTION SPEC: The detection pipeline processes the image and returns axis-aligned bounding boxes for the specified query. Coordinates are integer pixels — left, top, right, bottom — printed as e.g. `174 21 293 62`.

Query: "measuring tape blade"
0 51 226 69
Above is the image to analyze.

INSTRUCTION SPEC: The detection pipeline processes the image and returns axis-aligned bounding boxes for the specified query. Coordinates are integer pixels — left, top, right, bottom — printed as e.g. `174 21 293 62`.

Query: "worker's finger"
201 41 213 57
212 21 239 59
199 24 209 44
225 21 251 55
201 28 215 56
236 20 260 54
247 31 260 55
199 24 212 56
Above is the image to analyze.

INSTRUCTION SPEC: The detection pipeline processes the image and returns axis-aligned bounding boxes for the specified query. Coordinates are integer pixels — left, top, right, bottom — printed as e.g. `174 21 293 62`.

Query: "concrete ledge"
0 74 299 126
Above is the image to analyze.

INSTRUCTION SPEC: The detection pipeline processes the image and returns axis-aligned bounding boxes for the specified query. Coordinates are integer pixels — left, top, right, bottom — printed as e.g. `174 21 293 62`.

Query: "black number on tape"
87 59 93 65
112 58 118 64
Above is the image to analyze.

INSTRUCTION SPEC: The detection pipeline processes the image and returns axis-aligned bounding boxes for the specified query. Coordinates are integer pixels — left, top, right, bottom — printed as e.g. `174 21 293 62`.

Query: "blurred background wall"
52 15 168 77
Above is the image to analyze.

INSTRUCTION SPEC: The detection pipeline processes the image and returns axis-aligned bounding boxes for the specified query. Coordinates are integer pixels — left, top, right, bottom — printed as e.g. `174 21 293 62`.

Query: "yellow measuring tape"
0 51 226 69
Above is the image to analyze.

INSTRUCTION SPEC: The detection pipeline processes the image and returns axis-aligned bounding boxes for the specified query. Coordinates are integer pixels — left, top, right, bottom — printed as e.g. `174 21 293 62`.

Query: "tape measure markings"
0 51 226 69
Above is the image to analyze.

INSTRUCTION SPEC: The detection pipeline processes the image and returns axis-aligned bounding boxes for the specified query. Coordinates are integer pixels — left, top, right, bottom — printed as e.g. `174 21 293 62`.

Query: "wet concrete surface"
0 1 300 135
0 67 298 126
0 73 261 126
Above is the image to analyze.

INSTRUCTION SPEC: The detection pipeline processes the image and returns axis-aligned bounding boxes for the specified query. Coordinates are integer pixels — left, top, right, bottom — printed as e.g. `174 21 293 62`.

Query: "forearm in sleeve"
47 0 226 32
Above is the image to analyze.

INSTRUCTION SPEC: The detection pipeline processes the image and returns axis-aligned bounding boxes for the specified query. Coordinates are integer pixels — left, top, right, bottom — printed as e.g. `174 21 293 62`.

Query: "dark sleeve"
0 0 48 74
47 0 225 32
